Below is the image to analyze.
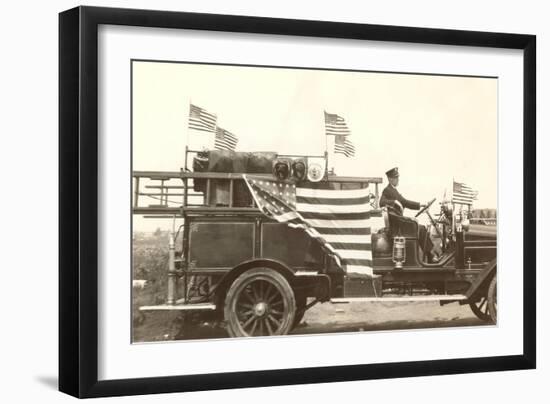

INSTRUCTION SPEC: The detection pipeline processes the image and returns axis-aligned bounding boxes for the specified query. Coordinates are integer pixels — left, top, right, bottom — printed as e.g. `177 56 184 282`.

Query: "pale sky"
132 60 497 232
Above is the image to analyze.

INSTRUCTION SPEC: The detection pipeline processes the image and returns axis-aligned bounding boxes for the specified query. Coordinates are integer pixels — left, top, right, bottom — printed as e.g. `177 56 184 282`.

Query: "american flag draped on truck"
243 175 384 276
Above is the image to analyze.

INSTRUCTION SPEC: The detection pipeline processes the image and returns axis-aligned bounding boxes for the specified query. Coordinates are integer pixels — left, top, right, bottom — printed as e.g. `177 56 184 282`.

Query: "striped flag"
452 180 478 205
188 104 217 133
324 111 351 136
243 175 384 276
214 127 238 151
334 134 355 157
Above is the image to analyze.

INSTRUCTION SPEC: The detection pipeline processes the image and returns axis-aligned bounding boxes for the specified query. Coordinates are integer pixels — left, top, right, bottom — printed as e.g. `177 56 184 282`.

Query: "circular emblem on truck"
307 163 324 182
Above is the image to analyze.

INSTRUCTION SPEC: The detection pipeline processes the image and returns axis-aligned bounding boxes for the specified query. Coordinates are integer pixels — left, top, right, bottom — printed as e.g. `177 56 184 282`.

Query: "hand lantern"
392 236 406 269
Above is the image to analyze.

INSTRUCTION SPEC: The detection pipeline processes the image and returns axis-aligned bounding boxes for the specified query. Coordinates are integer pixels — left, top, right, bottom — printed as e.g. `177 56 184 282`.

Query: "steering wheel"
415 197 436 218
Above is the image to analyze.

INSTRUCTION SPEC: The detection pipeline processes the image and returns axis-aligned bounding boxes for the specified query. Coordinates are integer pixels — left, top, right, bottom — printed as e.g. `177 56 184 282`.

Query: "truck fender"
215 259 330 303
215 259 296 301
464 258 496 300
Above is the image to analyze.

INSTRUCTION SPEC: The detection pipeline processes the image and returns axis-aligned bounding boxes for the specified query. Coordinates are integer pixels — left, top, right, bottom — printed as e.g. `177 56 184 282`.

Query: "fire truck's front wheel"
224 268 296 337
469 275 497 324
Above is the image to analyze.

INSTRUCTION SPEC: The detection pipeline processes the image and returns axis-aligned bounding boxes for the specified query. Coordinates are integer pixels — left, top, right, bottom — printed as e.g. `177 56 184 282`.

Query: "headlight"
272 158 291 180
291 159 307 182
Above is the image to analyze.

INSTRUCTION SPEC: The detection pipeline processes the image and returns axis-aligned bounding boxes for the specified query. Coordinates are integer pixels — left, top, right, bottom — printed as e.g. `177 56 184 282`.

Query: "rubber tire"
224 268 296 337
469 275 496 324
487 275 497 324
469 299 491 322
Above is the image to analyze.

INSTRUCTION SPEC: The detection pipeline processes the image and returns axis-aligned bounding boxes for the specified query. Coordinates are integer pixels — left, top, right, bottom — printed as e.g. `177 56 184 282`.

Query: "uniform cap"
385 167 399 178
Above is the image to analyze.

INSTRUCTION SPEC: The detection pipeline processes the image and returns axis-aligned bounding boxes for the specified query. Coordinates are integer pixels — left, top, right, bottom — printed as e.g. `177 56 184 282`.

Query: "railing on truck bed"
132 171 261 215
133 147 383 217
133 170 383 216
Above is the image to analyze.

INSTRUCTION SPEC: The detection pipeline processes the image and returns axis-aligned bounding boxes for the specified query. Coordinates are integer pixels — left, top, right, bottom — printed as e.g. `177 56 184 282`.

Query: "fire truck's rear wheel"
224 268 296 337
469 275 497 324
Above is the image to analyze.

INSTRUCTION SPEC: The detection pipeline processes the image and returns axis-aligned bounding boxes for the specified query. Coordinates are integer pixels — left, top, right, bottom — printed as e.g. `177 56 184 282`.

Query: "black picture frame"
59 5 536 398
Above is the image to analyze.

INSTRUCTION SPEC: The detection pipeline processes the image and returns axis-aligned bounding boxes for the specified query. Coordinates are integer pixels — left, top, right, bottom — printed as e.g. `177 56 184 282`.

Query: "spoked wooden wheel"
470 275 497 324
224 268 296 337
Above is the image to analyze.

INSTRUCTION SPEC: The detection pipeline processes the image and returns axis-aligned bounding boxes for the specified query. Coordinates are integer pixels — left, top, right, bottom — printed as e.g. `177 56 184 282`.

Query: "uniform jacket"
380 184 420 214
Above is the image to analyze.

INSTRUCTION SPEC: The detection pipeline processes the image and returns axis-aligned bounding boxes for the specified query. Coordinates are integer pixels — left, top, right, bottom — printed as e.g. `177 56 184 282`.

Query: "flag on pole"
214 127 238 151
324 111 351 136
334 134 355 157
243 175 384 276
188 104 217 133
324 111 355 157
452 180 478 205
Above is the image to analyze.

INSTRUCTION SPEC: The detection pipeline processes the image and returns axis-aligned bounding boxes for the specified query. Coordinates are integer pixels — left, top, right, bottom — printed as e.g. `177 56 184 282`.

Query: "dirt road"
134 300 488 342
293 300 486 335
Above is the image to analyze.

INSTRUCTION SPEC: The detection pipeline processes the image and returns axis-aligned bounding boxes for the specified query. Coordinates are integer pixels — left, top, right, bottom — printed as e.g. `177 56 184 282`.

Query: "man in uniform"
380 167 436 262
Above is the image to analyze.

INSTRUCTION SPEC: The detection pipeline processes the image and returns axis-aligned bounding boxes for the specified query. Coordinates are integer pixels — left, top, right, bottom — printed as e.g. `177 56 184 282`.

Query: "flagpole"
185 100 191 171
324 111 329 179
213 113 218 151
452 177 456 238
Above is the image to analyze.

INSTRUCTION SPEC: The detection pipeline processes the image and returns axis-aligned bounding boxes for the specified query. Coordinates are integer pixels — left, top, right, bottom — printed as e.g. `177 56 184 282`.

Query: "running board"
331 294 467 304
140 303 216 311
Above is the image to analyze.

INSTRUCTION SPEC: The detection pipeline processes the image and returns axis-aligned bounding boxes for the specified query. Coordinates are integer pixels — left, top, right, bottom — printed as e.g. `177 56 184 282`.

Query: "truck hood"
466 224 497 240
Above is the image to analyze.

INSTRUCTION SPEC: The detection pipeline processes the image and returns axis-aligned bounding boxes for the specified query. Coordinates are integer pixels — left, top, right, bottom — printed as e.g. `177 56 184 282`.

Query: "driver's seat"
387 211 419 239
387 211 439 263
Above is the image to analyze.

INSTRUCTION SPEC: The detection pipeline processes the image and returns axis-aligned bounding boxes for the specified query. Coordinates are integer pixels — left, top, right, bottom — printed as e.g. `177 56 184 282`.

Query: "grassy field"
132 231 177 342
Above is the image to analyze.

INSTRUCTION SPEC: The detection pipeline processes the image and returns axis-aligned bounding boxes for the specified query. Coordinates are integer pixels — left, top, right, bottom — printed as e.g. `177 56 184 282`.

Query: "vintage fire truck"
133 149 497 337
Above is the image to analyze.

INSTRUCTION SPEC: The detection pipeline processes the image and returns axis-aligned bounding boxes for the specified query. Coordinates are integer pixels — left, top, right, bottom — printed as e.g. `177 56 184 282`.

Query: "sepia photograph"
131 59 498 342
